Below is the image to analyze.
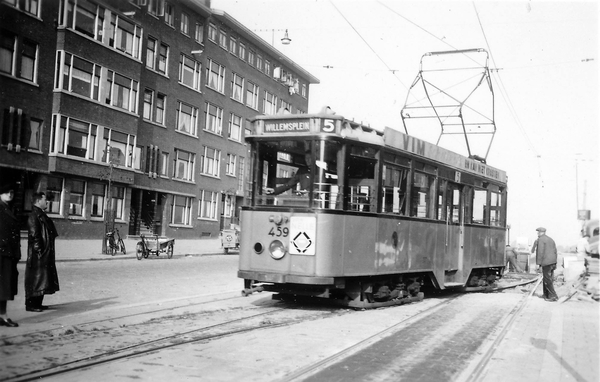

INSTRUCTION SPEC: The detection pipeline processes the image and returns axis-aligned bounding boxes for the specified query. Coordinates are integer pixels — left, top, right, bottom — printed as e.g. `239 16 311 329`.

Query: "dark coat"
535 234 557 266
25 206 59 298
0 200 21 300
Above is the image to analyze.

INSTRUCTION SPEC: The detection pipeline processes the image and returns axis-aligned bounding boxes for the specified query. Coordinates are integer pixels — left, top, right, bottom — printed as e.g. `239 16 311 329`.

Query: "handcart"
136 234 175 260
220 227 240 254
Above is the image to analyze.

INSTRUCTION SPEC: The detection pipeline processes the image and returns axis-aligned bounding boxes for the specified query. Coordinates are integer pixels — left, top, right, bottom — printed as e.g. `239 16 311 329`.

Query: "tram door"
444 182 463 271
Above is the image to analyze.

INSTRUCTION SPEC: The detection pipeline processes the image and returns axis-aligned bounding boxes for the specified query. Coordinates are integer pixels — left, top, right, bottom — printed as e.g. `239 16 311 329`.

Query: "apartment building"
0 0 319 240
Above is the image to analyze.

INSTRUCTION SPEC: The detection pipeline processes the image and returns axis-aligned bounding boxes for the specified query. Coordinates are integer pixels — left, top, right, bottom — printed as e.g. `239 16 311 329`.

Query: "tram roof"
250 111 507 184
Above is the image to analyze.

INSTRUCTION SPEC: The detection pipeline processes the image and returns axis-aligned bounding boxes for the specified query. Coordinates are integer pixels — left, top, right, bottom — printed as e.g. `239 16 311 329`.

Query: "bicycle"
106 228 126 256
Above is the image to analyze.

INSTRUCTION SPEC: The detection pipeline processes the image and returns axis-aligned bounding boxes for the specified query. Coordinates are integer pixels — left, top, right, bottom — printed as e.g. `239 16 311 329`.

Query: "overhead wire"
328 0 409 92
472 2 544 187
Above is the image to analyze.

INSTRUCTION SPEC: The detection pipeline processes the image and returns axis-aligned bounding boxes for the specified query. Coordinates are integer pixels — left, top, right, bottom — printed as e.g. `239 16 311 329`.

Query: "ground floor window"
198 190 218 220
171 195 192 225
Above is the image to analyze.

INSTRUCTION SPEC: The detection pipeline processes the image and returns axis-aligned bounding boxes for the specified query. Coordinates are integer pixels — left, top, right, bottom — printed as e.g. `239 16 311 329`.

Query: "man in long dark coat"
25 192 59 312
0 182 21 326
534 227 558 302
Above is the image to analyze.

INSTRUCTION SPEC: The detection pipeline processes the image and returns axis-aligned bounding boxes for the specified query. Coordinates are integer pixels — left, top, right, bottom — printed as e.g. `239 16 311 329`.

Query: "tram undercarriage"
241 267 504 309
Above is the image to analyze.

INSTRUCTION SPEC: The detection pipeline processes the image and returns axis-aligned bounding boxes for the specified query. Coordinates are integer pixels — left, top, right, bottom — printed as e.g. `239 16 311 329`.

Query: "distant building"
0 0 318 240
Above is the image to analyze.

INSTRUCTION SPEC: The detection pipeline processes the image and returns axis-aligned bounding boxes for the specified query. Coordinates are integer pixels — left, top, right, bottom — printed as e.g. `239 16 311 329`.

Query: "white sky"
212 0 599 247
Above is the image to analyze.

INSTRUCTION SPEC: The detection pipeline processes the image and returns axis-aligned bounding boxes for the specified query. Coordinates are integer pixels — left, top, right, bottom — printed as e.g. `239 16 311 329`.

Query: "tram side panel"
462 225 505 273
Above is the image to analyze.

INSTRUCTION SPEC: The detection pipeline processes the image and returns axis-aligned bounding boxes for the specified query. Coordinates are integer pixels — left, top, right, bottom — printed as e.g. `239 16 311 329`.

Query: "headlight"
269 240 286 260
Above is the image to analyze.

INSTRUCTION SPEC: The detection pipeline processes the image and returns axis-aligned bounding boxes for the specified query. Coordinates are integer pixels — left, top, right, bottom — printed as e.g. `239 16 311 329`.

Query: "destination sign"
264 119 310 133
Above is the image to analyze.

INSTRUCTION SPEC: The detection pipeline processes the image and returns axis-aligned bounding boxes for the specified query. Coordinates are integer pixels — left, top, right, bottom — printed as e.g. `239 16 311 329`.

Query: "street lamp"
255 29 292 46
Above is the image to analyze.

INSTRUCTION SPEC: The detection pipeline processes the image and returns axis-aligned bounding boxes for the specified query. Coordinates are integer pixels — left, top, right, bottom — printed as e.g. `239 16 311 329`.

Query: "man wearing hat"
0 182 21 327
535 227 558 301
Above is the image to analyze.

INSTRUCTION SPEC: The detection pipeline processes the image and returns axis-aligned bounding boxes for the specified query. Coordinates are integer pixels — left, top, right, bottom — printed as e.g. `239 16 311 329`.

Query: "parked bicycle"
106 228 126 256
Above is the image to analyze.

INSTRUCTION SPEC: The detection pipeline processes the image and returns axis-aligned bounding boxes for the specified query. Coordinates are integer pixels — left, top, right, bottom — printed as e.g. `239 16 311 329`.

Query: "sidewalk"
19 237 228 262
475 256 599 382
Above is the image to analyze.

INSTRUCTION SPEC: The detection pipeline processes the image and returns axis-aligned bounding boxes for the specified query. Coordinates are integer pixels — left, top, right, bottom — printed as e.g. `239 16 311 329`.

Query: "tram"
238 109 508 308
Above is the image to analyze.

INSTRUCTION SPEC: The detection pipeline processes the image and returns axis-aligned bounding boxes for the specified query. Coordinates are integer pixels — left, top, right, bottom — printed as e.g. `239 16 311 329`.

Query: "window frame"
176 101 199 136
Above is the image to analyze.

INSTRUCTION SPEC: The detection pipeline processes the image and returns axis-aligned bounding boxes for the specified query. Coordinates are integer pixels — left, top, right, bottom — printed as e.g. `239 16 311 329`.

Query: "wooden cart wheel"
167 242 174 259
136 242 144 260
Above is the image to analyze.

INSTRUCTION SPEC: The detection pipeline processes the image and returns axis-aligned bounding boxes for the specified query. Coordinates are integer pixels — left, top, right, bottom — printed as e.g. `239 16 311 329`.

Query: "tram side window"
382 165 409 215
348 146 377 212
410 171 435 218
472 189 487 224
438 180 462 223
489 191 502 226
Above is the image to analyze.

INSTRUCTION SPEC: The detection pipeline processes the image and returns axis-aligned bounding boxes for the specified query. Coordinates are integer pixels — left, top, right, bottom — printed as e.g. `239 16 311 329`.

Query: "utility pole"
101 146 115 254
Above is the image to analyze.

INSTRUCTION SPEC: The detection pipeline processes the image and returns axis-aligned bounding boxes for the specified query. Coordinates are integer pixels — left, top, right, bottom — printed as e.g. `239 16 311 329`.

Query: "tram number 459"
269 226 289 237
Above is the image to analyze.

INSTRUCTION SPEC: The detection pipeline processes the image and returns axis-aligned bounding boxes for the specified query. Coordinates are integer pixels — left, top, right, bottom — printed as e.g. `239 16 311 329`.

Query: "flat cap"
536 227 546 232
0 182 16 195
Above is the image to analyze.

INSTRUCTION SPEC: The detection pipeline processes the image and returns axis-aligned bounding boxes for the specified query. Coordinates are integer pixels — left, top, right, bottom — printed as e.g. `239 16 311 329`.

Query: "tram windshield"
253 139 342 209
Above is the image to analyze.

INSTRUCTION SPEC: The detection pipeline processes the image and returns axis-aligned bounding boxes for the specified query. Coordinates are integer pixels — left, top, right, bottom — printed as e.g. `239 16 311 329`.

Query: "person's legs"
542 264 558 300
0 300 7 319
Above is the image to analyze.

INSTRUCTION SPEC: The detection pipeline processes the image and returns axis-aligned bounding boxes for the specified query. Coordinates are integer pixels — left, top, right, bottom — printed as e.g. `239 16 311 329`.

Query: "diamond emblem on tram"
292 232 312 253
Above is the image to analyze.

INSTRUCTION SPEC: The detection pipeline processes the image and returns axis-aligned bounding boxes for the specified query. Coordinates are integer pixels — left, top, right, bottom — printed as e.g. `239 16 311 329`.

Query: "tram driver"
268 151 321 196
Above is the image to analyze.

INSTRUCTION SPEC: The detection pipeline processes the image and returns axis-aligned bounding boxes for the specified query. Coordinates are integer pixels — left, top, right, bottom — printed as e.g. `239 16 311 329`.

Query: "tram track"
0 297 346 382
0 290 244 346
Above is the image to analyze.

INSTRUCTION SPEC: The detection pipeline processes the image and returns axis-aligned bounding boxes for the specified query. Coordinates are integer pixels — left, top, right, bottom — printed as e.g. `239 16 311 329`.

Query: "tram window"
411 171 435 218
348 148 377 212
472 189 487 224
490 191 502 226
255 139 342 209
450 186 461 223
437 179 447 221
382 165 409 215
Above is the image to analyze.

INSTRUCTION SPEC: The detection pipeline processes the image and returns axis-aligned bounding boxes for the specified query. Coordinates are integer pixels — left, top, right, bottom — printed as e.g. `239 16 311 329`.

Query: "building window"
237 157 245 193
204 103 223 135
64 0 104 41
28 118 43 151
281 100 291 113
174 149 195 181
201 146 220 177
110 186 125 220
219 30 227 49
155 93 165 124
198 190 218 220
101 128 136 168
264 91 277 115
228 113 242 142
208 23 217 41
229 36 237 55
171 195 192 225
179 54 201 90
256 55 263 72
3 0 41 17
68 179 85 217
105 70 138 112
0 31 16 76
1 107 43 152
46 176 63 215
20 39 37 81
56 52 100 100
0 32 38 82
226 154 236 176
176 101 198 136
133 145 142 170
160 152 169 176
164 2 174 26
143 89 154 120
238 42 246 60
51 115 97 160
90 182 105 218
146 37 168 75
265 60 271 76
148 0 165 17
180 12 189 35
109 14 142 58
302 83 307 98
195 22 204 43
142 90 165 124
245 82 259 110
248 50 255 66
146 37 157 69
206 59 225 92
230 73 244 102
